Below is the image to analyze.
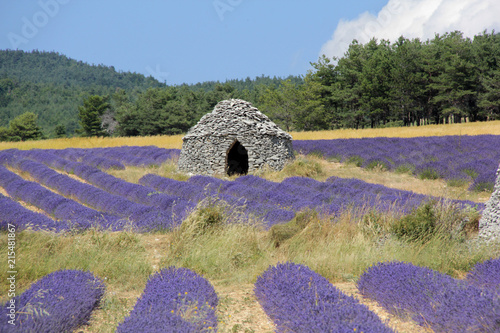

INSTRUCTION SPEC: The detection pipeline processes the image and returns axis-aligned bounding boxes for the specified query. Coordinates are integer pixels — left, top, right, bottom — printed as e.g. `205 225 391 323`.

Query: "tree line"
306 30 500 129
1 30 499 141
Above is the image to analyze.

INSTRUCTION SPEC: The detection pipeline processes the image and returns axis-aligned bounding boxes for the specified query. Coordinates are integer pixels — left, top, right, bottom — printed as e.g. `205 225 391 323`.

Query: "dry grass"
0 134 184 150
1 120 499 151
290 120 500 140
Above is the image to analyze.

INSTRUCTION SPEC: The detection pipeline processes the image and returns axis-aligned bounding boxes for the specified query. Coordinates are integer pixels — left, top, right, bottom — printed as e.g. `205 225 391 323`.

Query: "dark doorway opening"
227 140 249 176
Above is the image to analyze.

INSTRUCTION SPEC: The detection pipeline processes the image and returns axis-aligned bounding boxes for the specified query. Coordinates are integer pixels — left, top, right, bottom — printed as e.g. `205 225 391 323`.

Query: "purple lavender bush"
357 261 500 332
294 135 500 192
255 262 394 332
466 257 500 293
0 193 67 232
117 267 218 333
10 159 177 231
0 270 105 332
0 165 120 230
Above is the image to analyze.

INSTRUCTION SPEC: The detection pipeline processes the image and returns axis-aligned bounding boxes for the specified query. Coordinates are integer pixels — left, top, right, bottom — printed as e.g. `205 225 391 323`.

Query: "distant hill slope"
0 49 303 138
0 50 166 136
0 49 165 90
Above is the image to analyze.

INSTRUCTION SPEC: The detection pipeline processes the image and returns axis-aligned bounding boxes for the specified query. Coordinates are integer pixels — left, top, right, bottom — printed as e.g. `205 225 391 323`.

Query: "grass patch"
345 155 364 167
391 200 480 243
253 155 324 182
163 199 272 284
0 229 152 300
417 168 440 180
108 157 189 183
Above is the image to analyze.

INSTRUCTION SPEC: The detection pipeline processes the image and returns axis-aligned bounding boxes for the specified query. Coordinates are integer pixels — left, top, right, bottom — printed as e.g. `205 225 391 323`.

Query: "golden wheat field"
1 120 499 151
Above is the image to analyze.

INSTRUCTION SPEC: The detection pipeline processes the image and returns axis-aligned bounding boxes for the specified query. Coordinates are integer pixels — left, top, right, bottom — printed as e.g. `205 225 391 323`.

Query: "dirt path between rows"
210 281 429 333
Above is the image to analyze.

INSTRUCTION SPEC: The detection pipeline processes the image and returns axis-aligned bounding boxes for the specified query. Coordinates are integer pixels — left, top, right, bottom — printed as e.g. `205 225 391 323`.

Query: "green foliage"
390 200 480 243
78 95 110 137
417 168 440 180
269 209 318 247
307 30 500 128
7 112 44 141
54 124 67 138
346 155 364 167
391 202 437 242
471 180 495 192
257 78 325 131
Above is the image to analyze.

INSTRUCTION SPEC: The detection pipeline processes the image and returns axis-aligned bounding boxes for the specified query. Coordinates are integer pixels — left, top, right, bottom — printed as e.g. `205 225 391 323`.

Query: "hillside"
0 50 167 136
0 49 165 89
0 50 304 138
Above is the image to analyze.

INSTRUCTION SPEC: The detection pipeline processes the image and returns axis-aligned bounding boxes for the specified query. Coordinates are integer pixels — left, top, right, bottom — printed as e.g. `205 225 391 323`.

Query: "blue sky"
1 0 498 85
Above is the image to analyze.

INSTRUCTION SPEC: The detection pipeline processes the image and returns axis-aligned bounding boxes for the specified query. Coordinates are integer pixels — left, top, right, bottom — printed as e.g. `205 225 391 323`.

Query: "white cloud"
320 0 500 59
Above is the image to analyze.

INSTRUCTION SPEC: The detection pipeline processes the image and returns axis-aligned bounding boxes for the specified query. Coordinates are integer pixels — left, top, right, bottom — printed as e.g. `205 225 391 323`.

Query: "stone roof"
182 99 292 140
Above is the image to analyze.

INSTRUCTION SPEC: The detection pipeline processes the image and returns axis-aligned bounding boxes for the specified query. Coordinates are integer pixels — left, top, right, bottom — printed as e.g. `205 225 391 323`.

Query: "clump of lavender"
255 262 394 332
357 261 500 332
293 135 500 192
117 267 218 333
0 270 105 332
466 257 500 293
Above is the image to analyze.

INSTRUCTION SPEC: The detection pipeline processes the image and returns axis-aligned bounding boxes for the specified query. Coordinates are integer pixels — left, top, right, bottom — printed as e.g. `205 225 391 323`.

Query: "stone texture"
178 99 294 175
479 163 500 242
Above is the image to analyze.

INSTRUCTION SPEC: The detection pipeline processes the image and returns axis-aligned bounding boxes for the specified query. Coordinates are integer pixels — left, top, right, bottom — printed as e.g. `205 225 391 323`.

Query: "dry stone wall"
178 99 294 175
479 163 500 242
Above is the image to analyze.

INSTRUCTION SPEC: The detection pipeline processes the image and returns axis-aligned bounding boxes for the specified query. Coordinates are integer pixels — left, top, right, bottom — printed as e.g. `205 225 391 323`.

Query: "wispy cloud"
320 0 500 60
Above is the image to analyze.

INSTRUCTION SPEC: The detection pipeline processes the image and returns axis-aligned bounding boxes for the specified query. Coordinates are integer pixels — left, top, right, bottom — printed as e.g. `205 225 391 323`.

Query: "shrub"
0 270 105 332
268 209 318 247
117 267 218 333
391 201 436 242
358 261 500 332
255 262 394 332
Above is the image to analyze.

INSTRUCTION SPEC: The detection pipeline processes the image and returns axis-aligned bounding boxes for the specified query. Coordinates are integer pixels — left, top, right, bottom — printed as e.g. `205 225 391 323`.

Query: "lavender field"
3 259 499 332
294 135 500 192
0 137 499 332
0 145 485 232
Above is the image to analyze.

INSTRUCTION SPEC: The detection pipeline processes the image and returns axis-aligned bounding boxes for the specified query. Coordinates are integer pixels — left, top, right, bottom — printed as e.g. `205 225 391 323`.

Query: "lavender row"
140 174 296 227
293 135 500 191
9 158 176 232
48 147 126 170
46 146 180 169
191 174 482 217
466 257 500 293
142 172 483 228
93 146 180 165
117 267 218 333
16 148 194 224
0 193 66 232
357 261 500 332
254 262 394 332
0 165 120 230
0 270 105 332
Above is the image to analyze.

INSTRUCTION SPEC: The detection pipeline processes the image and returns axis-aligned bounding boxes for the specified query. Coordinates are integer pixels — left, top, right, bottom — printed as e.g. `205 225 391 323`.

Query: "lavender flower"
294 135 500 192
117 267 218 333
466 257 500 293
0 270 105 332
255 262 394 332
358 261 500 332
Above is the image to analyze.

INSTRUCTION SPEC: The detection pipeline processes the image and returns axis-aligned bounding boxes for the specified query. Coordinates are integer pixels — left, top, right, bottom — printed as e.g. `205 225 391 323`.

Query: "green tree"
78 95 110 136
54 124 67 138
427 32 478 123
390 37 427 126
0 126 11 141
473 31 500 120
8 112 43 141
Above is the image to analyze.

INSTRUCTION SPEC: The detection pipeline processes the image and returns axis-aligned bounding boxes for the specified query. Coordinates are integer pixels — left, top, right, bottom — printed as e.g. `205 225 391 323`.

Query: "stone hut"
178 99 294 176
479 163 500 242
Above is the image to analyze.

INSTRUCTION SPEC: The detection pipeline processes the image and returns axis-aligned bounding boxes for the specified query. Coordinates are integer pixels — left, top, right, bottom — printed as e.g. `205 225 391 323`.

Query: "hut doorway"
227 140 249 176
